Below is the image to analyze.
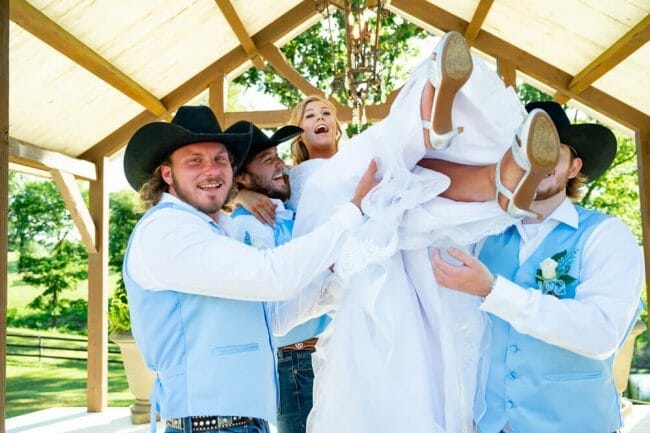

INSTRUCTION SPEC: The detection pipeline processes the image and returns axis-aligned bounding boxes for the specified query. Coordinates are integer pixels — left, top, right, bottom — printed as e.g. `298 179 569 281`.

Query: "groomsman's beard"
244 171 291 202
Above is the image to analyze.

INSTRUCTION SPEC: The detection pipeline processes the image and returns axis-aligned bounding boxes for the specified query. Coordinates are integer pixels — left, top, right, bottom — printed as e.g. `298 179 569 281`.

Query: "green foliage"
234 11 426 109
109 284 131 334
8 175 73 269
7 299 88 333
578 134 641 241
517 83 552 105
6 342 131 418
108 190 142 333
20 240 88 328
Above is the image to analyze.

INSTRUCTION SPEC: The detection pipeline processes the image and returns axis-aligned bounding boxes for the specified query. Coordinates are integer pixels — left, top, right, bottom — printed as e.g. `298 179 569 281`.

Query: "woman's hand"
235 188 277 226
351 159 380 211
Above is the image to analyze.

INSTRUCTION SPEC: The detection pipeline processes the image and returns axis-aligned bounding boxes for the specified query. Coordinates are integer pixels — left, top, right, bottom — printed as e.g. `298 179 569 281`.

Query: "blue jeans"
164 418 270 433
276 348 316 433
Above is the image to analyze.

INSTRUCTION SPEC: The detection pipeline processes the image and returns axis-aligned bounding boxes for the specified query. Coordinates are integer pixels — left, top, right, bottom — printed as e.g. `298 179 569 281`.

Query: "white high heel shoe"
422 31 473 151
495 109 561 220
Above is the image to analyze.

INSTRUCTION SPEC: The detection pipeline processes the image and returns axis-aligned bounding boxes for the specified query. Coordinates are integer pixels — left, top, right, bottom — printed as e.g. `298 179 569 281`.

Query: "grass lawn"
7 252 121 310
6 353 133 418
5 250 133 419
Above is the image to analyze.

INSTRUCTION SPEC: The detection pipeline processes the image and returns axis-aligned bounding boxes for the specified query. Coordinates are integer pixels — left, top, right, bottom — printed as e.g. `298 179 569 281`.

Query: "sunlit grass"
6 355 132 418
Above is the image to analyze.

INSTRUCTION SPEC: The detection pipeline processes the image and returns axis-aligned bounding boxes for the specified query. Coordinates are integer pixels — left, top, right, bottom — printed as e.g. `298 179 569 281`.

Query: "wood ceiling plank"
389 0 649 131
465 0 494 43
1 0 8 430
80 0 320 161
50 169 96 254
213 0 265 70
9 0 170 118
569 15 650 95
9 136 97 180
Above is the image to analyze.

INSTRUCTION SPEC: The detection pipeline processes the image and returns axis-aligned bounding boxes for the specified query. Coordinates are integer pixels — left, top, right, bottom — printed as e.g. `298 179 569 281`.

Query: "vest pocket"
212 343 260 356
544 371 602 381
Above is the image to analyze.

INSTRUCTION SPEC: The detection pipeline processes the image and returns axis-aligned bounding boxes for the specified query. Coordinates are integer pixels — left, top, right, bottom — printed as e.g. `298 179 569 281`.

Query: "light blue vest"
477 206 625 433
231 205 330 347
123 202 278 426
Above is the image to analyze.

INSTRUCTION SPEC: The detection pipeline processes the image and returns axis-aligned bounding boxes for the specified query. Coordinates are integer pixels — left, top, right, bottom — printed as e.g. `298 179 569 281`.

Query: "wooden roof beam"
465 0 494 43
9 0 170 119
568 14 650 96
9 136 97 180
79 0 321 161
224 100 392 128
50 169 97 254
258 43 344 109
213 0 265 70
388 0 649 131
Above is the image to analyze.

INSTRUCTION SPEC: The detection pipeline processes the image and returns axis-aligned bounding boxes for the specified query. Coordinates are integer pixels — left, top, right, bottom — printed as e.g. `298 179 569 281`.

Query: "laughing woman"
239 31 560 433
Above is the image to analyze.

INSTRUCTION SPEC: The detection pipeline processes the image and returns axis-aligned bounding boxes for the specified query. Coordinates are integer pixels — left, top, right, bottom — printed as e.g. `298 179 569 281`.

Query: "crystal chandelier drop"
321 0 384 125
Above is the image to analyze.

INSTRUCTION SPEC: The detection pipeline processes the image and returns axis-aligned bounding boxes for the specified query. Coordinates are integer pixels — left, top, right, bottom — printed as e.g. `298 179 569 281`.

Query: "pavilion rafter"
389 0 649 131
79 0 321 161
213 0 265 70
259 43 344 109
556 14 650 104
9 0 170 119
464 0 494 43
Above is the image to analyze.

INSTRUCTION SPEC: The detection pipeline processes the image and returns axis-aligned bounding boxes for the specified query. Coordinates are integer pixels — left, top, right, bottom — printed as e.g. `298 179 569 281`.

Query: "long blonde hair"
289 95 343 165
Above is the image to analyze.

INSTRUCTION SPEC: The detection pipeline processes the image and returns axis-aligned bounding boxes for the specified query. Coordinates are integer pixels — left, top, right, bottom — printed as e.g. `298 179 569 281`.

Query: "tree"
8 174 89 328
234 11 426 110
8 174 73 270
20 239 88 328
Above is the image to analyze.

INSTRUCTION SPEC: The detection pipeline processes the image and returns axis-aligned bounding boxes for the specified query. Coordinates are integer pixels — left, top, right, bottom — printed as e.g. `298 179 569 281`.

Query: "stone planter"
110 331 156 424
613 318 645 414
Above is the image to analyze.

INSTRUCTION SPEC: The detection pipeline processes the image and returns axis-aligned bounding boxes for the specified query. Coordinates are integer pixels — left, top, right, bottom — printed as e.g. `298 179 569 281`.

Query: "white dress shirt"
480 198 644 360
125 193 362 304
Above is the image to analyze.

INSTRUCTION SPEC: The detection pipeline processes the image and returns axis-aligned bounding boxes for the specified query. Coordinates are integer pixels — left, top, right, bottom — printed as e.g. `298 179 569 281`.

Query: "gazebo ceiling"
6 0 650 169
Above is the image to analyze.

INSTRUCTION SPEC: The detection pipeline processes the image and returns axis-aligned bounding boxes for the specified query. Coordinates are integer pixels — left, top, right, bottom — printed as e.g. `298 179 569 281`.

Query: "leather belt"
165 415 256 432
279 337 318 352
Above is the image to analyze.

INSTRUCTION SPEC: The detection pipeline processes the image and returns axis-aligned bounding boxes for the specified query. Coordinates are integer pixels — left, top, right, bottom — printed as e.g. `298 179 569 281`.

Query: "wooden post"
636 125 650 336
1 0 9 431
86 157 109 411
209 72 226 127
497 57 517 90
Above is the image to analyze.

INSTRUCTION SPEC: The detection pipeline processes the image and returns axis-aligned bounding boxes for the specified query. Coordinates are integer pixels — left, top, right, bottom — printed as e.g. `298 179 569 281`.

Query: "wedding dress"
290 53 526 433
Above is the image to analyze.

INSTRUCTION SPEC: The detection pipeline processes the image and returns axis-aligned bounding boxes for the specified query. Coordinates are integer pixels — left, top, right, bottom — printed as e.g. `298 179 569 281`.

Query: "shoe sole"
432 32 473 134
512 111 560 214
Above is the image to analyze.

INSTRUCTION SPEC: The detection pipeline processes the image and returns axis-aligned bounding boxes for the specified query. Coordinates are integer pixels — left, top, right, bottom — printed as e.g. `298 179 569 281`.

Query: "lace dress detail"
291 54 525 433
286 159 326 212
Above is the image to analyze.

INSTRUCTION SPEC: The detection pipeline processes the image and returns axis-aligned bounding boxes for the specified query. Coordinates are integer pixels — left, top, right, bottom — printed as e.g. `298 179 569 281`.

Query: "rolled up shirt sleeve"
480 218 644 360
126 202 363 302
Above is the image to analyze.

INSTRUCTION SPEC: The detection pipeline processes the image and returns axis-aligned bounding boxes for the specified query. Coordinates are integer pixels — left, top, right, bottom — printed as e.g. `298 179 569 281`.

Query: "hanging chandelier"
320 0 384 124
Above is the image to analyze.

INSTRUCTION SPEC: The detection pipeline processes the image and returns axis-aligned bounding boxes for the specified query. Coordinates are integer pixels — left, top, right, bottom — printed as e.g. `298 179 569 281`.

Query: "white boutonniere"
535 249 577 298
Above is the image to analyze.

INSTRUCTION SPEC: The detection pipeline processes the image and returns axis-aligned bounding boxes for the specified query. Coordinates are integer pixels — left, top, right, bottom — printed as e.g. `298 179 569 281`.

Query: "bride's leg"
421 32 473 151
418 109 560 216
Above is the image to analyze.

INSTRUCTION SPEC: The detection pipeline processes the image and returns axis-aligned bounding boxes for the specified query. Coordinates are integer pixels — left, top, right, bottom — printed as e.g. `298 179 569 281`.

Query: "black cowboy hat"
226 120 303 174
123 106 252 191
525 101 617 181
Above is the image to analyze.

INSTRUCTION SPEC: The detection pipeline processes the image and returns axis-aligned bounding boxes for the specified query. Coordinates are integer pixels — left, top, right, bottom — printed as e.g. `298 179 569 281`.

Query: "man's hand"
431 248 494 297
351 159 379 211
235 188 277 226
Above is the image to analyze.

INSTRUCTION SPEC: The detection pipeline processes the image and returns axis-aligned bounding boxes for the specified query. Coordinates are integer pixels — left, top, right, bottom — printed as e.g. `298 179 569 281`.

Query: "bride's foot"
495 109 560 220
421 31 473 151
